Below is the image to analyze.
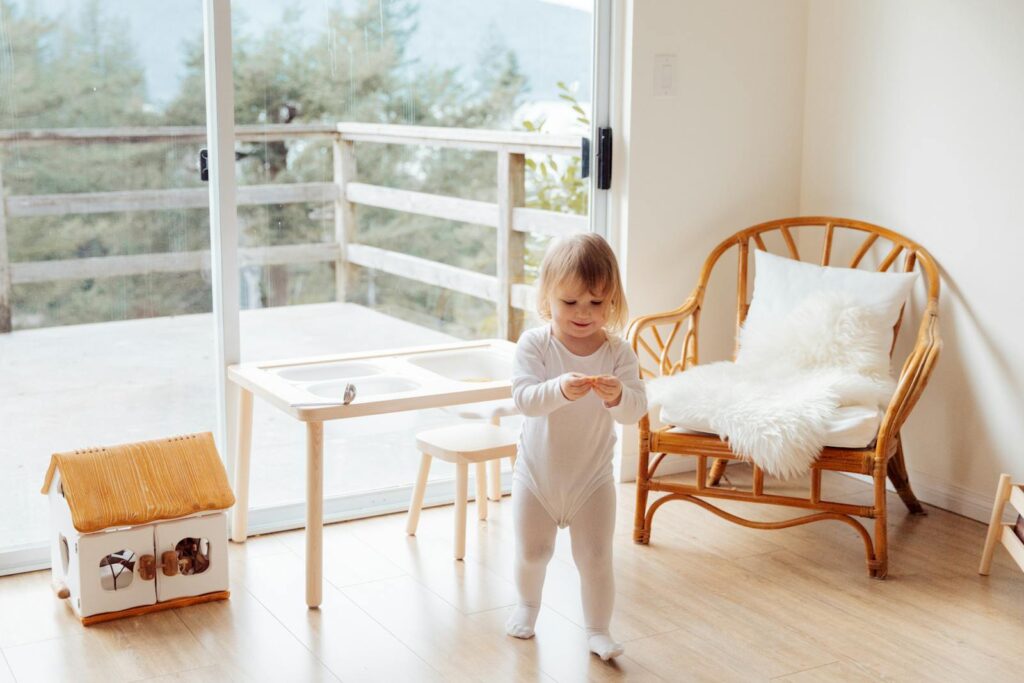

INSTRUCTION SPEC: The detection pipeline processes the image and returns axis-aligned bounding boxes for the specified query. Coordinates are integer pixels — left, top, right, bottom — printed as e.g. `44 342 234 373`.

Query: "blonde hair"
535 233 628 332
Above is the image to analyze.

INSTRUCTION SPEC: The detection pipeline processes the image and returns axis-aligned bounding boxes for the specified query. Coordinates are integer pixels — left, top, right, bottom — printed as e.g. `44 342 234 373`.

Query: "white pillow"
741 249 917 346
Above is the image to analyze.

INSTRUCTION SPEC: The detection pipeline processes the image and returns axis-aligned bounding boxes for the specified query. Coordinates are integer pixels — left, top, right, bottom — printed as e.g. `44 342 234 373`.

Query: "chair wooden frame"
626 217 941 578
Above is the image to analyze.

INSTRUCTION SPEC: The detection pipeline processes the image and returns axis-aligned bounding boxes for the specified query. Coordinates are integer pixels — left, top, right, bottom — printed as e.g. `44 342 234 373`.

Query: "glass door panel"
230 0 599 527
0 0 212 574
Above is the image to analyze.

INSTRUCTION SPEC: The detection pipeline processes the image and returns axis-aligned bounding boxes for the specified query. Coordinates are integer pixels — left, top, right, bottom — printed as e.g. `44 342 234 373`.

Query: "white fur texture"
646 293 895 479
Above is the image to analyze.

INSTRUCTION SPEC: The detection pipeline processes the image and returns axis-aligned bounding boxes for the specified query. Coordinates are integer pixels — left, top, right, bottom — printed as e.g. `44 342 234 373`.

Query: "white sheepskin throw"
646 292 896 479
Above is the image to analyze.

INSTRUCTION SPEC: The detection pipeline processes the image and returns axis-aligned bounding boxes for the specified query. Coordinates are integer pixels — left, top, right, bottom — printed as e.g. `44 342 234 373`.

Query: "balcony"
0 123 584 566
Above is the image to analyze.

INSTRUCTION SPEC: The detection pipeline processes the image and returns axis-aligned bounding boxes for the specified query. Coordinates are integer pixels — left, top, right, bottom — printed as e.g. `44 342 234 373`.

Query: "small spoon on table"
290 382 357 409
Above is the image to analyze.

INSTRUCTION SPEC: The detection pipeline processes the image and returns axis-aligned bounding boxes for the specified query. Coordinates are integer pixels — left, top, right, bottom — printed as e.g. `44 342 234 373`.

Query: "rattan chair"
626 217 941 578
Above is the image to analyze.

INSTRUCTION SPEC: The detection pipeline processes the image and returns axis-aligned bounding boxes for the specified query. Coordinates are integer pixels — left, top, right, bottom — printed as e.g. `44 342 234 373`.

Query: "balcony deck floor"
0 302 485 550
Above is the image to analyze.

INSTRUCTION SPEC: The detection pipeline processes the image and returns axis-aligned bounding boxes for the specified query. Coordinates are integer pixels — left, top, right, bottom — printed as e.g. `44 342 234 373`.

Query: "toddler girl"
507 233 647 661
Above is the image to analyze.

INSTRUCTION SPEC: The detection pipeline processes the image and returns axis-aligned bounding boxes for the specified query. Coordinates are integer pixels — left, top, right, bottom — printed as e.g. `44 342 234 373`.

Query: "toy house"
40 432 235 625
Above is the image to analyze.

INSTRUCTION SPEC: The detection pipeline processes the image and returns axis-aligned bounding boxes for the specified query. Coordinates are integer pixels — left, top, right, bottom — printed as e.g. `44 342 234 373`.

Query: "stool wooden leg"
487 459 502 501
475 462 488 520
455 462 469 560
406 453 432 536
487 414 503 501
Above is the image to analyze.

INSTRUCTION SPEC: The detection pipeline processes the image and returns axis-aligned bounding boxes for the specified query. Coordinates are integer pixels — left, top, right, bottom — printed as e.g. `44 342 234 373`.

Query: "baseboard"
844 470 1004 524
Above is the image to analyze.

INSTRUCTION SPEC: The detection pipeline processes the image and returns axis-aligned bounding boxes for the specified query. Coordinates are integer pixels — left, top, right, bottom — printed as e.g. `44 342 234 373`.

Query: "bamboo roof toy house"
41 432 235 625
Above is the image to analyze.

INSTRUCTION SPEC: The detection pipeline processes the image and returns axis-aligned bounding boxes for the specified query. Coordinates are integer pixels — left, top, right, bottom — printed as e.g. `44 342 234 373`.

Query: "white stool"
443 399 519 502
406 423 518 560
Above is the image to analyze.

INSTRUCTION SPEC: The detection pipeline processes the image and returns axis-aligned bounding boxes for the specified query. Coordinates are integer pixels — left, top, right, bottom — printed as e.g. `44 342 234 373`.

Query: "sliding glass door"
223 0 612 534
0 0 613 572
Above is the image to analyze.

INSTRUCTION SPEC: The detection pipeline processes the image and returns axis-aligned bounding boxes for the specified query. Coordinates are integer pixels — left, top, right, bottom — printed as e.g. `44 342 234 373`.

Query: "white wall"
801 0 1024 520
614 0 808 478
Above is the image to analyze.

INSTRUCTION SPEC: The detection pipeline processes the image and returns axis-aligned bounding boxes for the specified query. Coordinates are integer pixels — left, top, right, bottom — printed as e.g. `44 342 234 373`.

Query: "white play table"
227 339 515 607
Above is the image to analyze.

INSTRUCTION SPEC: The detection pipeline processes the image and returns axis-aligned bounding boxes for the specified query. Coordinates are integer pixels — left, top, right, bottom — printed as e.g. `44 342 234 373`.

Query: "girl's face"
549 280 608 342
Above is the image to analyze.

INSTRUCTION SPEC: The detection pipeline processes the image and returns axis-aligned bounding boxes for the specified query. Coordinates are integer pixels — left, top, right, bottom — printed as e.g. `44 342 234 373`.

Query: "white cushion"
721 250 908 451
742 250 917 347
667 404 881 449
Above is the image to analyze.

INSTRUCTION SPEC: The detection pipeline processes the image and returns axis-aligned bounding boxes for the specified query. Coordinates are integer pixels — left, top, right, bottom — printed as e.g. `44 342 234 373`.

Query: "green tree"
1 0 535 336
1 0 210 327
520 80 589 284
166 0 526 329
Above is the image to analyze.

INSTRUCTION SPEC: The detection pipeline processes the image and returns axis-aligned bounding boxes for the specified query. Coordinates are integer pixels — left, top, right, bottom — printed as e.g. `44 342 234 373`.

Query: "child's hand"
591 375 622 407
560 373 593 401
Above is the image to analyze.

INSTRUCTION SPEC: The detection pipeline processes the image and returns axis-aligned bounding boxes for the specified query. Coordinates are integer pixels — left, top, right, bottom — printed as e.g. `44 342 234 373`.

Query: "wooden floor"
2 467 1023 682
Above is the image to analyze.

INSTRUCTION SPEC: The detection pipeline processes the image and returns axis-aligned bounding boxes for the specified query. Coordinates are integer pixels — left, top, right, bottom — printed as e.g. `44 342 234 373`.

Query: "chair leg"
887 438 926 515
634 435 652 544
475 462 488 521
871 460 889 579
406 453 432 535
455 462 468 560
487 459 502 501
708 458 728 486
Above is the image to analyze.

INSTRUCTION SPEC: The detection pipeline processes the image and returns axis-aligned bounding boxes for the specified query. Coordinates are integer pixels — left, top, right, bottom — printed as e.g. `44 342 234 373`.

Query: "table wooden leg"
306 421 324 608
230 387 254 543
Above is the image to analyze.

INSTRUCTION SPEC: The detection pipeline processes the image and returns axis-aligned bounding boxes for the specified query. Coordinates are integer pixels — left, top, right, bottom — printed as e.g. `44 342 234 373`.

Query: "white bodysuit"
506 325 647 656
511 325 648 526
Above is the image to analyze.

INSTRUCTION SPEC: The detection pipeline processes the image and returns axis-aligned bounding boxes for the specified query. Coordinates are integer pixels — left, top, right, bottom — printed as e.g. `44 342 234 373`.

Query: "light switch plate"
654 53 677 98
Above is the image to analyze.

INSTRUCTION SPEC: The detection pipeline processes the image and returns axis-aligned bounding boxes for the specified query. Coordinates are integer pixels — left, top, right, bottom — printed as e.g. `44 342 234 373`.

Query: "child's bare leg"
569 481 623 660
507 480 557 639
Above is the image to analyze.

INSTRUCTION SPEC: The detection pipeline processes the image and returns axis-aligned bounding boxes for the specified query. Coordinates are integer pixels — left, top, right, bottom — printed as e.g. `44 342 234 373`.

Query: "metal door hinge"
199 149 209 182
596 127 612 190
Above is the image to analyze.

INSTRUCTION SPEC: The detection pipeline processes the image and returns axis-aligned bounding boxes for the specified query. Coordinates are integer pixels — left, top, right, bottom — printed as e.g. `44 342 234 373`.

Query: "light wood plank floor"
3 467 1023 682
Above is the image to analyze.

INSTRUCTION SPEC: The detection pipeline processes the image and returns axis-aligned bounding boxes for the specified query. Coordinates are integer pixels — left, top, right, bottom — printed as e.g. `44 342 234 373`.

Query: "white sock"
588 632 624 660
505 604 540 639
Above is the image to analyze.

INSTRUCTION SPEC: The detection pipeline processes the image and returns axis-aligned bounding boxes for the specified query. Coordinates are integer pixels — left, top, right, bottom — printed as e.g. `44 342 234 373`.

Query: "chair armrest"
877 302 942 453
626 286 704 378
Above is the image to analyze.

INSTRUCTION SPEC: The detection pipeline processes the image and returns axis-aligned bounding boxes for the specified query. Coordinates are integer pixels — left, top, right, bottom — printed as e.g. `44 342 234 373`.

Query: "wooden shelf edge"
999 526 1024 573
1008 485 1024 516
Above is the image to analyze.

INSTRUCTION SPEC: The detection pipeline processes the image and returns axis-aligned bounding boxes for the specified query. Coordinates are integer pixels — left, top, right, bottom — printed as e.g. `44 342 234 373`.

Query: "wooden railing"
0 123 587 335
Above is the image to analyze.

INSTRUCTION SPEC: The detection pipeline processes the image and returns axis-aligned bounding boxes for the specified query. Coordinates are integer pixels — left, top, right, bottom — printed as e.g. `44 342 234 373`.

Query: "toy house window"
99 549 136 590
174 537 211 575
